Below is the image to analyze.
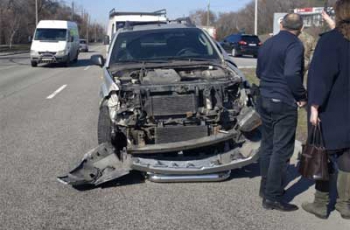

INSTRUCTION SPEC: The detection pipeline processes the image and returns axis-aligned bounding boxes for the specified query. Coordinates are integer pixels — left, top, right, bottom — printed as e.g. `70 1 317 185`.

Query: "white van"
30 20 80 67
105 9 167 52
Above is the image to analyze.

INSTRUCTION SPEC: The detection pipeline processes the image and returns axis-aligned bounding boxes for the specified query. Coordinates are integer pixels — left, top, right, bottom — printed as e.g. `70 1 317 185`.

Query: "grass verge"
240 68 307 143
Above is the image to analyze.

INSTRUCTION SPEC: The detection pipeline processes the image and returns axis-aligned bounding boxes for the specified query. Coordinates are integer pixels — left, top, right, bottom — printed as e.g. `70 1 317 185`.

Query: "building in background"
294 7 335 28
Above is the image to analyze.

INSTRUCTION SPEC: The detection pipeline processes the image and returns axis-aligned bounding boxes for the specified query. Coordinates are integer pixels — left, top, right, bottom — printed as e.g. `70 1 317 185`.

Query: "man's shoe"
262 199 298 212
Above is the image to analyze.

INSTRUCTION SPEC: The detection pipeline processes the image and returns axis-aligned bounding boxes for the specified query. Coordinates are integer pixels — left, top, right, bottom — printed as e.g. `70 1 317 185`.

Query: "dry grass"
0 44 30 53
240 68 308 143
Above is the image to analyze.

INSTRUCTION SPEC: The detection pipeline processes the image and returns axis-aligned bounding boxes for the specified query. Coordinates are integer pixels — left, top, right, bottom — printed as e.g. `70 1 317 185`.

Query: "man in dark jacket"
256 13 307 212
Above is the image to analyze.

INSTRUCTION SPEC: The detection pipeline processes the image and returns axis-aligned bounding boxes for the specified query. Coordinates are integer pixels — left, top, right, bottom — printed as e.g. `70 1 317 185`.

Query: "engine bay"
107 64 257 152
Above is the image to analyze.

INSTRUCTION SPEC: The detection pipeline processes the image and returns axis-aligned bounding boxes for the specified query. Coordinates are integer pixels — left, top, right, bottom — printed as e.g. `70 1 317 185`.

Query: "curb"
238 66 256 69
0 50 29 57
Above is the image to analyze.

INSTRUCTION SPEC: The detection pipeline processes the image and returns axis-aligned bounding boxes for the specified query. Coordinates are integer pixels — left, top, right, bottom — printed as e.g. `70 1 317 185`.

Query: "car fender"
99 67 119 99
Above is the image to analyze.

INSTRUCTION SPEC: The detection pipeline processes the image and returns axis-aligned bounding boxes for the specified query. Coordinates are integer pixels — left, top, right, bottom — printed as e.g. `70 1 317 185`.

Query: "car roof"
119 22 196 33
37 20 77 29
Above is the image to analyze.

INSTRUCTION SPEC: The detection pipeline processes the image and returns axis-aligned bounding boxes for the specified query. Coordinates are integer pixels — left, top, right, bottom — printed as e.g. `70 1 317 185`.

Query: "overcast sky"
64 0 252 24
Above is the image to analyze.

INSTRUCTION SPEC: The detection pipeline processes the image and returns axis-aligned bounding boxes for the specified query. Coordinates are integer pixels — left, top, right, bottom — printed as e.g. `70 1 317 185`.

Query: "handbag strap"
308 125 317 145
317 123 326 148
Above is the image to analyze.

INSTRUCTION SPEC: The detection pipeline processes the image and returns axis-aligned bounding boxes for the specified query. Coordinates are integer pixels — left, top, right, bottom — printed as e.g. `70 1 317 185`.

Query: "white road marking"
46 84 67 99
0 66 15 70
84 66 91 71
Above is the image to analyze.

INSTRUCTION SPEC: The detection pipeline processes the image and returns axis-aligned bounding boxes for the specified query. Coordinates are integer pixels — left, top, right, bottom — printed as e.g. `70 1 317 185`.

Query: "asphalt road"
232 56 257 69
0 45 348 230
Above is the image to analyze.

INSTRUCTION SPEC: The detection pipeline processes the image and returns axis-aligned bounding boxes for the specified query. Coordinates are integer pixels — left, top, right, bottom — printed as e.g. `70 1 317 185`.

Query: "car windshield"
110 28 219 64
34 29 67 41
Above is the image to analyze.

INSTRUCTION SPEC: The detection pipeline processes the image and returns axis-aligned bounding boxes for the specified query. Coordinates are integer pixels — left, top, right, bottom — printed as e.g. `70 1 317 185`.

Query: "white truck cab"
105 9 167 52
30 20 80 67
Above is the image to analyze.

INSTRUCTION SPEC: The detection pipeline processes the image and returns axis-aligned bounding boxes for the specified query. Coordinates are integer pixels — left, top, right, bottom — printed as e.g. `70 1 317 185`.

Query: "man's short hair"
281 13 303 31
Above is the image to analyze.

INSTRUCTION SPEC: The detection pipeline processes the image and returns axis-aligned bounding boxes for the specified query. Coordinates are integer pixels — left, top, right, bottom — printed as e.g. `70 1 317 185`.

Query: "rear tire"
31 61 38 67
97 104 112 144
73 52 79 63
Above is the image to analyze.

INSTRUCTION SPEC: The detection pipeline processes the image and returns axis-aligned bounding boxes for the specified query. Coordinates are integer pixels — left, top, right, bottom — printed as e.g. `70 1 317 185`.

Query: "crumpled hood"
30 40 67 52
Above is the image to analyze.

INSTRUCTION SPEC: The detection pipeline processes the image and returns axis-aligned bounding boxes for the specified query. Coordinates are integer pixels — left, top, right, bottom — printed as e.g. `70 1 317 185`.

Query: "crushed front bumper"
132 146 259 175
58 137 260 186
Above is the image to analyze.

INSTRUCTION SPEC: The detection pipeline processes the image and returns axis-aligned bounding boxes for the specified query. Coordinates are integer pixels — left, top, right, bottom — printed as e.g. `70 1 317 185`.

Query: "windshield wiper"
167 57 215 62
116 60 168 64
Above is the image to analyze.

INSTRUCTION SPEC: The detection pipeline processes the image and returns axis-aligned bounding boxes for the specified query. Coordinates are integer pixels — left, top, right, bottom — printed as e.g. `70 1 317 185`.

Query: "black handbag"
299 124 330 181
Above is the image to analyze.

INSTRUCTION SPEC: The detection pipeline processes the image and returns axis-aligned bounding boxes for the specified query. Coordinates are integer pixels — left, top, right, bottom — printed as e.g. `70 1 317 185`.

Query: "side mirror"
103 35 110 45
91 54 105 67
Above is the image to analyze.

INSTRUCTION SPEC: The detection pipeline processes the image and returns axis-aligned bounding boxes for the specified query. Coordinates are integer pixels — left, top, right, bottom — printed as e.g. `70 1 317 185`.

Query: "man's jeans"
258 96 298 202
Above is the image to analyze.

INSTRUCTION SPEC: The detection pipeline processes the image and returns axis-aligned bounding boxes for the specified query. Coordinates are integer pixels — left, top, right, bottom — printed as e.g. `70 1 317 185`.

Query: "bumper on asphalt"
57 132 260 186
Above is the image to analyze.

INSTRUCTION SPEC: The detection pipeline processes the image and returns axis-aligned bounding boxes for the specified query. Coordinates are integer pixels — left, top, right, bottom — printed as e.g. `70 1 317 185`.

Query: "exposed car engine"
58 22 261 186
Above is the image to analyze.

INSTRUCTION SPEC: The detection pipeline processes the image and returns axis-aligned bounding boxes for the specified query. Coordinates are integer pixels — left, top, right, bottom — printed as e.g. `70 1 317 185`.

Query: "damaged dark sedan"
58 21 261 186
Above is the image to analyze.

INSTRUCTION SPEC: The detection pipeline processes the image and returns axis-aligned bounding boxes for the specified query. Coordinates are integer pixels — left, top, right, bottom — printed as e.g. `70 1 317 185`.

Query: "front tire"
97 104 112 144
31 61 38 67
64 54 70 67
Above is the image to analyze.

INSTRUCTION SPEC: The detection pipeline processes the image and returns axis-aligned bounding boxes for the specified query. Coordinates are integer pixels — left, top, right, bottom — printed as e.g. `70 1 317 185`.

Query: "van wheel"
73 52 79 63
64 54 70 67
31 61 38 67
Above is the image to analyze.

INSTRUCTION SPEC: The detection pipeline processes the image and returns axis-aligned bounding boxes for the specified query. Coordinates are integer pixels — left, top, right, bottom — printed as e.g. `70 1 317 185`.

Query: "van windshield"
34 29 67 41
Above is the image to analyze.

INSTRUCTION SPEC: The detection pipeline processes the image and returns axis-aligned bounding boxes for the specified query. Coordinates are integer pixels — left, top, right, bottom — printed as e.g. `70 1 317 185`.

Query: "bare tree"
0 0 105 46
189 9 216 26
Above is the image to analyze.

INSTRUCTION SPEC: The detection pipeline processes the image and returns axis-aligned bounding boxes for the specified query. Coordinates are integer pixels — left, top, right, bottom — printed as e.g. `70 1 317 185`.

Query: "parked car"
58 20 261 186
79 39 89 52
220 34 261 58
30 20 80 67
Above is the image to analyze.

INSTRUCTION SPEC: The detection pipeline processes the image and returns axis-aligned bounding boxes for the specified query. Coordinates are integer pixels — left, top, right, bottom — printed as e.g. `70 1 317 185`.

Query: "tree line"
190 0 337 40
0 0 105 47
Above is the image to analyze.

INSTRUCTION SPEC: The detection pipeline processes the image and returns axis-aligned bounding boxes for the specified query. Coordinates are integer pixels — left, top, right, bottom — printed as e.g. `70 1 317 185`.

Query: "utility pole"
207 0 210 26
86 14 89 43
35 0 38 25
254 0 258 35
94 21 97 42
71 1 75 21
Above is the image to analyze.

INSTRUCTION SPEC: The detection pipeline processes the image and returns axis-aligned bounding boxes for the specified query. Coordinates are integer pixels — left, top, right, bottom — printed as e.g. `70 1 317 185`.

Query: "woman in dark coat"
302 0 350 220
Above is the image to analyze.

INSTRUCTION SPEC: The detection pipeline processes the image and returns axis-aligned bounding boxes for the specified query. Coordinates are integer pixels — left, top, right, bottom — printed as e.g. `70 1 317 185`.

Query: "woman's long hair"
334 0 350 40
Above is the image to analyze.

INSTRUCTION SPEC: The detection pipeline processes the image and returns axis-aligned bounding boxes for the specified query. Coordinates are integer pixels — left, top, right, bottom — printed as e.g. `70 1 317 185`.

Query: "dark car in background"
220 34 261 58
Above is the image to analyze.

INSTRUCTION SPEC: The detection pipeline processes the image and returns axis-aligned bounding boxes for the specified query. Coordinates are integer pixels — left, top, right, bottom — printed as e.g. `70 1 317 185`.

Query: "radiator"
155 125 208 144
144 94 197 117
